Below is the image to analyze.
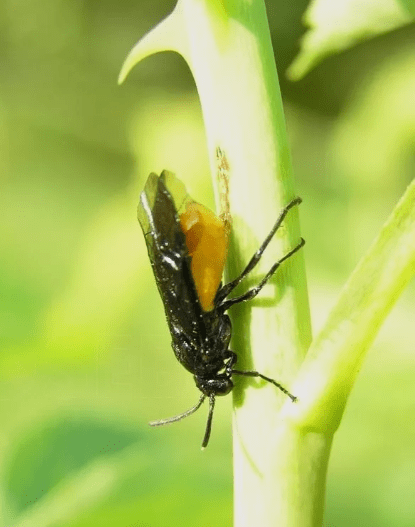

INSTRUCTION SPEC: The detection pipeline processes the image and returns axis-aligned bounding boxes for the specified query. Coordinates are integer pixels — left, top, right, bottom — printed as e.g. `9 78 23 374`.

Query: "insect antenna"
231 369 297 402
149 394 206 427
201 394 216 449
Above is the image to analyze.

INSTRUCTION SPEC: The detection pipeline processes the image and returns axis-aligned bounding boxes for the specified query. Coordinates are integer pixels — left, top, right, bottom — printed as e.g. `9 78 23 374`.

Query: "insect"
137 170 304 448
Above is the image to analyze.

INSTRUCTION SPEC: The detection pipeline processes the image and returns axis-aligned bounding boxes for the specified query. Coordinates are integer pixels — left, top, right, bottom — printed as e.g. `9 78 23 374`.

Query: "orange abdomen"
180 202 229 311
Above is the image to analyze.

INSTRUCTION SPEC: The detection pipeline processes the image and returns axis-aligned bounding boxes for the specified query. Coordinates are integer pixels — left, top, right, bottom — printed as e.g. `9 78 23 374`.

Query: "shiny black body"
138 171 304 447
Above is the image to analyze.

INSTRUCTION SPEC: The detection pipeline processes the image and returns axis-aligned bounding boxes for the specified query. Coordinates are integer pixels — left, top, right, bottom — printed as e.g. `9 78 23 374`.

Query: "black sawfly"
138 169 304 448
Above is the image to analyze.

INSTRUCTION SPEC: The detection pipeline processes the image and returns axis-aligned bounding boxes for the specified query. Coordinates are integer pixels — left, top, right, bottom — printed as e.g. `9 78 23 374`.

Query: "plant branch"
285 178 415 431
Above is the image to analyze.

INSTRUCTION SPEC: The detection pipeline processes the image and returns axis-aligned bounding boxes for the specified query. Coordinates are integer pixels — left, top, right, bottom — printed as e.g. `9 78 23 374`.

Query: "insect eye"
195 376 233 396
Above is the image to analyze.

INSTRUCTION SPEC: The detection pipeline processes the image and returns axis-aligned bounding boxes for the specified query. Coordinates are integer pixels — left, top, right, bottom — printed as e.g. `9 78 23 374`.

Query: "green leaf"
288 0 414 80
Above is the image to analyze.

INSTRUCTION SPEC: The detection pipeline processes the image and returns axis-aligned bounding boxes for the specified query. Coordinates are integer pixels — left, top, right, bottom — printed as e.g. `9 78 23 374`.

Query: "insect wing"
137 173 205 367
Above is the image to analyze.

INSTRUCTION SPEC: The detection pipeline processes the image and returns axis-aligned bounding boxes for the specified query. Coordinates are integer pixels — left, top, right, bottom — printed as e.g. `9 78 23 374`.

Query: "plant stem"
119 1 415 525
120 0 313 525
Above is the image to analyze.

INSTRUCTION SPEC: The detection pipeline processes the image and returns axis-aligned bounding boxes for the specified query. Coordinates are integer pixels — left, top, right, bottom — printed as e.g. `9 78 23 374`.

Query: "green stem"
119 1 415 526
120 1 312 525
288 179 415 432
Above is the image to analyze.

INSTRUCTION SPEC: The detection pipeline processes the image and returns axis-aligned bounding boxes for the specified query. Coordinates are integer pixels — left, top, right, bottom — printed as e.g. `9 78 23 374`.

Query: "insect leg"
216 197 302 303
149 394 206 427
231 369 297 402
201 394 216 449
219 237 305 312
225 351 238 372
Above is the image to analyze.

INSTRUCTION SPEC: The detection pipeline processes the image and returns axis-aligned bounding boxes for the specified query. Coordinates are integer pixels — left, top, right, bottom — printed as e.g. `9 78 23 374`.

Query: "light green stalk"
119 1 415 526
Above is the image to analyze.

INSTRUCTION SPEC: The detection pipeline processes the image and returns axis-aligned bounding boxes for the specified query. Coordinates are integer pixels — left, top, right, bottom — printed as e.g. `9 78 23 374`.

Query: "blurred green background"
1 1 414 526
